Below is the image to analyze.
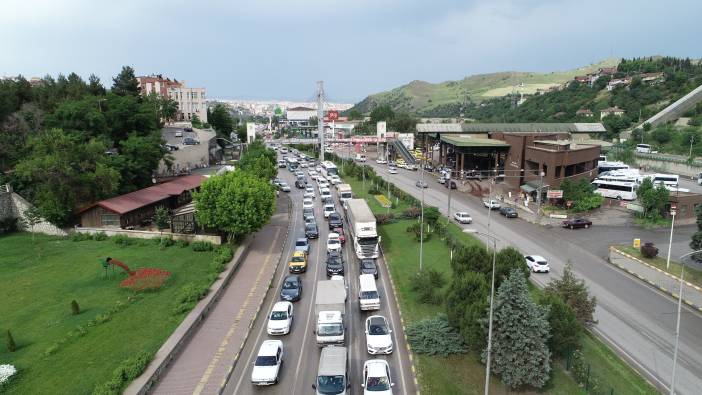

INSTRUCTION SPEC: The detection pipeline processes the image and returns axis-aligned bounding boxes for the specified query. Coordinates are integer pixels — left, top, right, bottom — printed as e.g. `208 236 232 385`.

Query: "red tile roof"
80 175 205 215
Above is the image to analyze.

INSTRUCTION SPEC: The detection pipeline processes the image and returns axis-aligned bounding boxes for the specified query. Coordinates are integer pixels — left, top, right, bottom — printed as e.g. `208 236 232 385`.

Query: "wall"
0 185 67 236
75 227 221 244
634 154 702 178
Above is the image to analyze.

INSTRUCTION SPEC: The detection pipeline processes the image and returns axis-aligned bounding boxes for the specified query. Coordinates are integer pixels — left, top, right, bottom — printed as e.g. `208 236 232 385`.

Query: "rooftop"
417 122 606 134
440 135 510 148
531 140 597 151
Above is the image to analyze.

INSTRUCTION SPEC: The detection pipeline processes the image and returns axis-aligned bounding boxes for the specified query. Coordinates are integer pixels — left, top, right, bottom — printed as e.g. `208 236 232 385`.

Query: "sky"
1 0 701 103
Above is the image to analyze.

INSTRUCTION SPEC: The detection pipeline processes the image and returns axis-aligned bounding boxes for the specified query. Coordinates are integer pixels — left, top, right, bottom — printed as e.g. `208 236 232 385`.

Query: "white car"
330 175 342 185
251 340 283 385
327 233 342 253
320 188 332 200
300 162 308 168
483 199 501 210
316 166 323 173
525 255 550 273
365 315 393 355
362 359 394 394
376 158 387 164
267 301 293 335
388 167 398 174
308 170 318 180
303 198 314 210
453 212 473 224
323 203 335 218
304 191 315 200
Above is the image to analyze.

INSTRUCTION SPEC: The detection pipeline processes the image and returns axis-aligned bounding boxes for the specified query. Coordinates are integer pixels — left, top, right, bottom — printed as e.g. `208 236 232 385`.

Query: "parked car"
165 143 179 151
294 238 310 255
483 199 501 210
415 180 428 188
360 258 378 279
376 158 387 164
325 250 345 277
305 222 319 239
562 217 592 229
251 340 283 385
183 137 200 145
280 275 302 301
453 212 473 224
267 301 294 335
499 207 518 218
525 255 550 273
423 163 434 172
328 212 343 229
365 315 393 355
362 359 394 394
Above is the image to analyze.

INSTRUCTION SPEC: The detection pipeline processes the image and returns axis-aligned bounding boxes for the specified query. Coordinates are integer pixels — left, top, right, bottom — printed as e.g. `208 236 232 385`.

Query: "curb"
218 196 294 394
608 247 702 313
379 245 421 394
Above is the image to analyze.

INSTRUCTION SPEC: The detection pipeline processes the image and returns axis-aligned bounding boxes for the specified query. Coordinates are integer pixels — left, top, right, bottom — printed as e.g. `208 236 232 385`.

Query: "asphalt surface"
222 161 416 395
348 151 702 395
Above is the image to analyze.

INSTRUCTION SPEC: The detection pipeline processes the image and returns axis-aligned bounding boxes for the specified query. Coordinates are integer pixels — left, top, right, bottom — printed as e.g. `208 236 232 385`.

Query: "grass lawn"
617 245 702 288
0 233 222 394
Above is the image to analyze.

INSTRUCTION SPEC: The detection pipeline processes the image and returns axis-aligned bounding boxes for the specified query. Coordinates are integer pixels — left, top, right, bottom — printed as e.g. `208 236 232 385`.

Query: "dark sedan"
325 250 345 277
305 223 319 239
415 180 428 188
562 217 592 229
360 258 378 279
280 275 302 302
499 207 518 218
295 180 306 189
328 212 343 229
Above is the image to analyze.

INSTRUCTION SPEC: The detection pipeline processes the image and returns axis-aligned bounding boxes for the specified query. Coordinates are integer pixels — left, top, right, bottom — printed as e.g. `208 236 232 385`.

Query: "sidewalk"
609 247 702 312
147 195 291 395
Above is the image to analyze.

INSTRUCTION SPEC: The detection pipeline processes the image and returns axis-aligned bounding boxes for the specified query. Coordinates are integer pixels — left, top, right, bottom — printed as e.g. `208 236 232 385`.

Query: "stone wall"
75 227 221 244
0 184 67 236
634 154 702 178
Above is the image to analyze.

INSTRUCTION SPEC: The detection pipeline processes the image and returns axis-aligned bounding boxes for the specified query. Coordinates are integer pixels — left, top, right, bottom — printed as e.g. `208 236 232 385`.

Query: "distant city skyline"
2 0 701 102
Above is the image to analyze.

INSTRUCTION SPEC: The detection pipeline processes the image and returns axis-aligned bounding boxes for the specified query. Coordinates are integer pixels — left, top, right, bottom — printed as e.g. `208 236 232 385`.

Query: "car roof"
328 232 339 238
272 301 291 311
367 315 387 326
457 212 469 215
318 346 347 376
527 255 547 262
364 359 389 376
292 251 306 257
296 238 307 244
259 340 283 356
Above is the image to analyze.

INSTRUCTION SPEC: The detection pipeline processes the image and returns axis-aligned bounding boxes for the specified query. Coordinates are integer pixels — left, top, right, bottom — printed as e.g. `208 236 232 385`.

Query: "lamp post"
536 170 545 223
666 205 677 270
670 249 702 395
464 229 498 395
419 154 426 271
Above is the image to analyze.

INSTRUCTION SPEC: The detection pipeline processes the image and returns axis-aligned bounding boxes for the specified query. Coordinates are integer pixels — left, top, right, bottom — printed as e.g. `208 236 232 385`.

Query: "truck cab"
315 311 345 346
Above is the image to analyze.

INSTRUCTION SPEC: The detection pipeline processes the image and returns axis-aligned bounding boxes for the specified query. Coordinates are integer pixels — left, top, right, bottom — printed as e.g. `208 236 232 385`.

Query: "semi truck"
314 280 346 346
346 199 380 259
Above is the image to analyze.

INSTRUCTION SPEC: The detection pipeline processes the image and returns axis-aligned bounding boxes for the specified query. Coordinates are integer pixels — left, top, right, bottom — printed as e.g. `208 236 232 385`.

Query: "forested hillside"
0 67 176 226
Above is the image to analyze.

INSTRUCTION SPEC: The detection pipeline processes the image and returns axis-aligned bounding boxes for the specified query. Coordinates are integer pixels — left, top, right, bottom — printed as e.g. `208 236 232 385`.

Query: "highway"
347 151 702 395
222 159 416 395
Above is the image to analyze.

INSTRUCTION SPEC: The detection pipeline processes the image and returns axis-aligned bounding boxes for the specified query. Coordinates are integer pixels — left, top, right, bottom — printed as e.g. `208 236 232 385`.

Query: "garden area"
0 232 232 394
330 157 656 394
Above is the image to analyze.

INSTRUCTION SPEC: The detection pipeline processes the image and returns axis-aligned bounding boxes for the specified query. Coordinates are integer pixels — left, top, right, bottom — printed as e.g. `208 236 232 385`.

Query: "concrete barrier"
75 227 221 245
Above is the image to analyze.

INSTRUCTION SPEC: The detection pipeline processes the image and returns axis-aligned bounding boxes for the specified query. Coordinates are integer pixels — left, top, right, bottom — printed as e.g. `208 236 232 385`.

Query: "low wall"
1 185 67 236
634 154 702 178
75 227 221 245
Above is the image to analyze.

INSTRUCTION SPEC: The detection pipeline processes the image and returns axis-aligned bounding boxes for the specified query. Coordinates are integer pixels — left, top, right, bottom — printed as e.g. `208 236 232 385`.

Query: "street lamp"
670 249 701 395
419 153 426 271
666 205 677 270
463 228 498 395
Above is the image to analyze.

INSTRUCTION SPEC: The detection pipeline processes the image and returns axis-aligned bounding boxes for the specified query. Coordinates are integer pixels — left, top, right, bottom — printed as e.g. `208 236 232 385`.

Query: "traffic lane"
367 161 702 394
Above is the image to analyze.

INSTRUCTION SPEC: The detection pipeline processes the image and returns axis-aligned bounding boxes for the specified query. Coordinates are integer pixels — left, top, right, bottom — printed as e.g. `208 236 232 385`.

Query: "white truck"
314 280 346 346
346 199 380 259
337 184 353 205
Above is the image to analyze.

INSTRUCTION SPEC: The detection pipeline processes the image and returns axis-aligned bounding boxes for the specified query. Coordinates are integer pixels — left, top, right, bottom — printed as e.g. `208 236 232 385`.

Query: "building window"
542 164 548 177
556 166 562 177
101 213 120 227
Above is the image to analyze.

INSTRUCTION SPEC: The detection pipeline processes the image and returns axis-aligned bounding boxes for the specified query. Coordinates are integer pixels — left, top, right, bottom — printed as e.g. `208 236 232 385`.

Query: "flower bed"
374 194 392 208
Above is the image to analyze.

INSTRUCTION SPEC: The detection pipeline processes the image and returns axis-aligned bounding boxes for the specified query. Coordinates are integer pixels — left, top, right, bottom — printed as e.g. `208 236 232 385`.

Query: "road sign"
327 110 339 121
547 190 563 199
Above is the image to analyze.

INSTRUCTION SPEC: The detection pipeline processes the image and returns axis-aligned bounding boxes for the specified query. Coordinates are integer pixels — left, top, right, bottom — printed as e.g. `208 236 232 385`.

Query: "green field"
0 233 223 394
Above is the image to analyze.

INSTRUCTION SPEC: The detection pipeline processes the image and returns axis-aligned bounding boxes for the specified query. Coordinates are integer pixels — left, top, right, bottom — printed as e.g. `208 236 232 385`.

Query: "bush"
406 222 431 242
113 235 135 246
640 242 659 258
6 330 16 352
0 217 18 234
70 232 90 242
367 187 380 195
411 269 446 304
173 283 210 315
71 300 80 315
402 206 421 219
92 351 152 395
155 237 175 248
93 232 108 241
569 350 602 393
406 315 468 356
175 239 190 248
375 213 396 225
191 240 214 252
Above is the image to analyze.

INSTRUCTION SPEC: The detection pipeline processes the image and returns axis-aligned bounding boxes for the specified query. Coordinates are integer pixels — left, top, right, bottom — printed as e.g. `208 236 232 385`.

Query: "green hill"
352 59 620 115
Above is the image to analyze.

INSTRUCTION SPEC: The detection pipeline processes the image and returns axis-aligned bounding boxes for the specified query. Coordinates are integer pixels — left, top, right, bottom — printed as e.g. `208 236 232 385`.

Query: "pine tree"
483 270 551 389
71 299 80 315
6 329 16 352
112 66 140 96
544 264 597 326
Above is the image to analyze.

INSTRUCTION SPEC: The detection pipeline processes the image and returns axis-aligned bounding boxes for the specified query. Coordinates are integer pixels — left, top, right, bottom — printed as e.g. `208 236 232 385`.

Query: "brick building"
137 75 208 123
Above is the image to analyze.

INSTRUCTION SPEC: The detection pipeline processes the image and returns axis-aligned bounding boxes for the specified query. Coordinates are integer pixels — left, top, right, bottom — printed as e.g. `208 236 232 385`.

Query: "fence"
563 348 619 395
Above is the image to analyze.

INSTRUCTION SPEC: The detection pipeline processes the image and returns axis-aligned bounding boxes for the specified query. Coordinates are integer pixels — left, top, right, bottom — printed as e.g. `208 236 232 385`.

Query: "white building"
286 106 317 126
137 75 208 123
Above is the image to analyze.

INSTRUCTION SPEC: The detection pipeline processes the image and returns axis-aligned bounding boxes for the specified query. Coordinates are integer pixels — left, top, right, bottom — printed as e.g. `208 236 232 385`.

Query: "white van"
355 154 367 162
358 274 380 311
313 346 348 395
636 144 652 154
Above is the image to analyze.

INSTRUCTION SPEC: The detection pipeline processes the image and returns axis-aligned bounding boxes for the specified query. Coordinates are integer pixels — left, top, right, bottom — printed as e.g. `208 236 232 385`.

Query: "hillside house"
641 72 665 85
600 107 626 119
607 78 632 91
576 109 594 117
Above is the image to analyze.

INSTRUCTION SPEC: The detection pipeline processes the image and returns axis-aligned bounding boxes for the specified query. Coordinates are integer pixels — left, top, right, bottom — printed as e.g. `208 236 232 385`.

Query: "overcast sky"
1 0 701 102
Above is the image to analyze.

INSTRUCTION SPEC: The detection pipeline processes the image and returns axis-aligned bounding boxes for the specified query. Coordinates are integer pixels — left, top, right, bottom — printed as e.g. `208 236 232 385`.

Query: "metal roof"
440 135 510 148
417 122 606 134
318 346 347 376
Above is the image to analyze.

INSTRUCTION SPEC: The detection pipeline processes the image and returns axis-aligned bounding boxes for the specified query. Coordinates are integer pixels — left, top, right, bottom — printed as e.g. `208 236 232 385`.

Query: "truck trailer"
346 199 380 259
315 280 346 346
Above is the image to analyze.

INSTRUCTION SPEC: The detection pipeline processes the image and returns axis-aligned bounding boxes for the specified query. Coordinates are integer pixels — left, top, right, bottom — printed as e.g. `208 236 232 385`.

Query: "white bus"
286 157 299 171
636 144 652 153
592 179 637 200
649 173 679 187
320 161 339 178
597 161 630 174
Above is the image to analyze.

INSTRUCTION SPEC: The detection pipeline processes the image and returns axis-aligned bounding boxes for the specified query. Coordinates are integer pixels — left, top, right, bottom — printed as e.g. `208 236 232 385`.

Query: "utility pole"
690 135 695 158
317 81 325 162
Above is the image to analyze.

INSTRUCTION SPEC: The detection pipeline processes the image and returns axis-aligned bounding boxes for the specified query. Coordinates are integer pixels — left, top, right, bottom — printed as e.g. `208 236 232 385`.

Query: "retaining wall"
75 227 221 244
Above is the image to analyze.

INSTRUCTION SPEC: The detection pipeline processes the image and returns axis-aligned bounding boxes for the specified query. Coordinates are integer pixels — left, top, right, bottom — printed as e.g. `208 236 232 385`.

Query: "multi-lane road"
347 150 702 395
222 159 416 394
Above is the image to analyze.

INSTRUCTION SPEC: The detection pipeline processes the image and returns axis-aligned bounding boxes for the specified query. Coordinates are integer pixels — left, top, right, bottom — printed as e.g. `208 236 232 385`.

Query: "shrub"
0 217 18 234
406 315 468 356
113 235 135 246
156 237 175 248
367 187 380 195
402 206 421 219
640 242 659 258
176 239 190 248
411 269 446 304
173 283 210 315
92 352 152 395
569 350 601 393
6 330 16 352
93 232 108 241
71 300 80 315
376 213 396 225
70 232 90 242
191 240 214 252
406 222 431 242
119 268 172 292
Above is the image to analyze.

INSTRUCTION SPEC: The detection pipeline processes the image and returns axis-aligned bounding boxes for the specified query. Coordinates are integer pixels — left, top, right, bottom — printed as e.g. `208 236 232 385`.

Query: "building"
607 77 631 91
598 67 618 76
137 74 207 123
576 109 594 117
78 175 205 229
600 106 626 119
640 72 665 84
285 106 318 126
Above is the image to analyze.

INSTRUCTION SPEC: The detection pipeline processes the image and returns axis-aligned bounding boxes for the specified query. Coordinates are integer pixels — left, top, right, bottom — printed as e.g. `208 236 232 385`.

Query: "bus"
320 161 338 178
592 179 637 200
597 161 629 174
636 144 652 154
286 157 299 171
649 173 679 187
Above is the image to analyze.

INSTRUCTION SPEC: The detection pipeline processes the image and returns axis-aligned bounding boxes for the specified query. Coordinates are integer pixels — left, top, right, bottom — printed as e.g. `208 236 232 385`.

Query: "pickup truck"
483 199 501 210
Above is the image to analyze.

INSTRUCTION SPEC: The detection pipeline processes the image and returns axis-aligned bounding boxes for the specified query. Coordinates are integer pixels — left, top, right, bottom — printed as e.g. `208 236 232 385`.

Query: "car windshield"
271 311 288 320
369 320 388 335
296 241 307 247
327 257 342 266
306 224 316 232
361 290 379 299
316 375 345 395
328 239 340 245
255 355 277 366
362 260 376 270
366 375 391 391
318 323 343 336
359 236 379 246
292 256 305 263
329 214 340 221
283 280 298 289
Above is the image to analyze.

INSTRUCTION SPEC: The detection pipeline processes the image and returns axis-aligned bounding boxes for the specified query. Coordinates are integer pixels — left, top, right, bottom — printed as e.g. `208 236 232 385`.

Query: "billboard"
246 123 256 143
327 110 339 121
376 121 387 138
547 190 563 199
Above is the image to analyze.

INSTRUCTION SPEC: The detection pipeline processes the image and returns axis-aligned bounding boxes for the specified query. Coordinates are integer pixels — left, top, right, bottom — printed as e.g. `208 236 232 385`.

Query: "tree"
637 178 669 220
560 178 603 212
239 154 276 181
445 271 488 350
111 66 140 96
484 269 551 389
208 104 234 135
544 264 597 326
689 206 702 261
191 114 203 128
154 207 170 234
423 206 441 227
88 74 107 96
347 108 363 120
108 131 169 193
308 116 318 127
451 244 491 277
22 206 42 241
6 330 16 352
71 299 81 315
193 171 276 241
370 104 395 124
539 293 581 357
494 247 530 287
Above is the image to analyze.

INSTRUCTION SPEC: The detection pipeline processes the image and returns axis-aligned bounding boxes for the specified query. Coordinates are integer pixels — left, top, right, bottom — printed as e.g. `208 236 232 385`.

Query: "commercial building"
285 106 317 126
137 74 208 123
416 122 604 192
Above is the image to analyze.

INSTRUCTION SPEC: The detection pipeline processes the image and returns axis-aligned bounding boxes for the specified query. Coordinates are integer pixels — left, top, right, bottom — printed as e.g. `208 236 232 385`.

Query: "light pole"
463 229 498 395
670 249 702 395
536 170 545 223
447 171 453 219
419 154 426 271
666 205 677 270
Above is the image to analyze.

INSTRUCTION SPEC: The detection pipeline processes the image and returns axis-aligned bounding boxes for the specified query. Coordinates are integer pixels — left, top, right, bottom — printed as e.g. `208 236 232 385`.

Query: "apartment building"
137 74 208 123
